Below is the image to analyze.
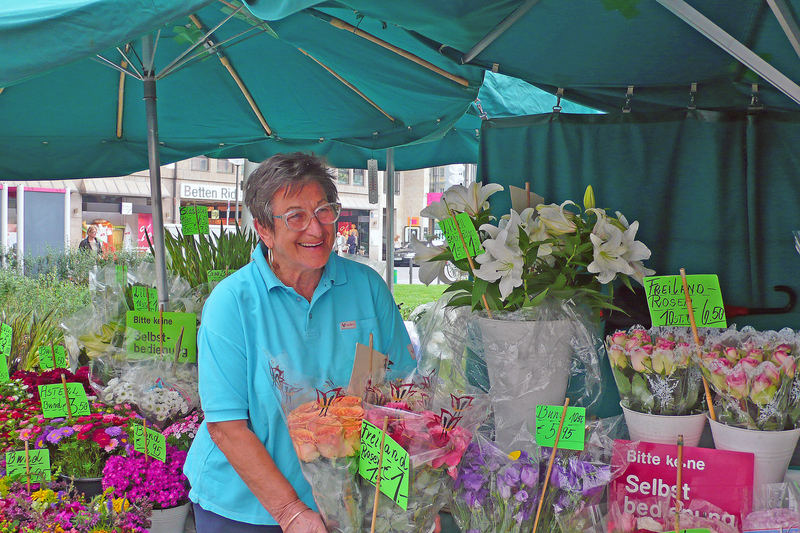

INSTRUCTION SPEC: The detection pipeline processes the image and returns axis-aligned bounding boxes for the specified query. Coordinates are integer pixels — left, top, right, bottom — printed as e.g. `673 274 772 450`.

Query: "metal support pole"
17 186 24 274
234 163 240 226
385 148 395 292
242 159 258 233
63 191 70 251
142 34 170 310
1 184 7 267
657 0 800 106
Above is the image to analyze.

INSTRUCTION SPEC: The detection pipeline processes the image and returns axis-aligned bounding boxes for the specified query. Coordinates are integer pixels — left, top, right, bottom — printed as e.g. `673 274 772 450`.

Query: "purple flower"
459 471 486 492
520 464 537 486
105 426 123 437
46 426 74 445
515 489 529 503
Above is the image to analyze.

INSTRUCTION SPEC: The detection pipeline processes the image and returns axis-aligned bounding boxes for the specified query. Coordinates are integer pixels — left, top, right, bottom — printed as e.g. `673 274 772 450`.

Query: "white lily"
620 220 651 263
537 201 578 235
474 219 524 299
409 235 448 285
587 231 633 284
419 200 451 221
444 182 504 216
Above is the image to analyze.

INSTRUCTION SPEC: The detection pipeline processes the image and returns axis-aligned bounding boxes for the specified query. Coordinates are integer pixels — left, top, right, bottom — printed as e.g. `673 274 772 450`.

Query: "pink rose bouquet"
606 327 703 415
696 327 798 430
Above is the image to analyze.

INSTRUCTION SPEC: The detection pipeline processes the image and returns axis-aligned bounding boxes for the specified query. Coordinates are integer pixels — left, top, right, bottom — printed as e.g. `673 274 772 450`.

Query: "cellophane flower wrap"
270 360 364 533
606 327 703 415
451 433 540 532
361 387 488 533
695 327 799 430
743 482 800 533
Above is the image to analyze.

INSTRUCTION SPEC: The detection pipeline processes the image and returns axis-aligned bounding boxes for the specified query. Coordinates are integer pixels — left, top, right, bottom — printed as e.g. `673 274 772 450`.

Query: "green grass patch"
393 284 447 319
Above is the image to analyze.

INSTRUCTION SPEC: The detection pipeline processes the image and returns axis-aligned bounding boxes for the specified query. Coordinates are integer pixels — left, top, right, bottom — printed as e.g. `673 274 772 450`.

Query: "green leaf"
446 295 472 308
631 374 654 411
443 280 473 294
524 288 549 307
612 367 632 396
471 278 489 310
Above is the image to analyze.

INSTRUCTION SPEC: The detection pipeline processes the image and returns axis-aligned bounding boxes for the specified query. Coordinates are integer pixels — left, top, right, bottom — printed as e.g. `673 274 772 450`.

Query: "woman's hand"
284 508 327 532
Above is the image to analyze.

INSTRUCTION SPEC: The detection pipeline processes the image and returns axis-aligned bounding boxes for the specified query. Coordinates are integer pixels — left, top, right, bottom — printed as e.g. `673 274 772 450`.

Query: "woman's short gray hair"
244 152 339 231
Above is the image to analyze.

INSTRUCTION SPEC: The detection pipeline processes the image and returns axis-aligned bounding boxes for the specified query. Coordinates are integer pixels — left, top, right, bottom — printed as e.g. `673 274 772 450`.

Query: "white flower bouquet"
416 183 655 312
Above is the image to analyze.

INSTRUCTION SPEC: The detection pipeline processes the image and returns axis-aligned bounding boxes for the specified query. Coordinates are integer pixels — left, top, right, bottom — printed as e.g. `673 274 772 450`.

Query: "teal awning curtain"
479 111 800 330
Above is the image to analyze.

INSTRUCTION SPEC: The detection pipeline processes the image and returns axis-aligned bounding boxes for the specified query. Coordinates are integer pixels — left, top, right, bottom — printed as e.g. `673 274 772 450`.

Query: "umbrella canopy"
0 0 485 180
245 0 800 112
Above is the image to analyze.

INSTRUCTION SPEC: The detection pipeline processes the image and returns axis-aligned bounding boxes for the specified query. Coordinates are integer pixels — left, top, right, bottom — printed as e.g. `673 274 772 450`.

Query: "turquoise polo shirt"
184 244 414 525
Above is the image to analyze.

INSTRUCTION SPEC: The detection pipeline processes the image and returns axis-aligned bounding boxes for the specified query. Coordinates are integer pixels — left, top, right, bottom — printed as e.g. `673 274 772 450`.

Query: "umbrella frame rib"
461 0 542 64
766 0 800 60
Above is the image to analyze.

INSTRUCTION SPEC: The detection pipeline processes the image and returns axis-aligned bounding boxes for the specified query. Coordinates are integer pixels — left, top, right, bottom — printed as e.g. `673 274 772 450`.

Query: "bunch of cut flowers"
0 379 40 452
360 388 486 533
696 327 798 430
0 477 151 532
18 404 139 479
272 361 365 533
606 327 704 415
415 183 654 313
162 409 203 451
451 434 540 532
102 443 189 510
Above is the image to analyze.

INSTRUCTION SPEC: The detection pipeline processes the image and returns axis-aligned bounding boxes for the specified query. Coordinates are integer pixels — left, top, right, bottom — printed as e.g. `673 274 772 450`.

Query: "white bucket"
148 502 190 533
708 417 800 487
620 402 707 446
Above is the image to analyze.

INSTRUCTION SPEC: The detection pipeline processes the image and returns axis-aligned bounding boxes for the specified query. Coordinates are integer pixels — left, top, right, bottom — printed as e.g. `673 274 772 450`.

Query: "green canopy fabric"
480 110 800 332
0 0 486 180
246 0 800 112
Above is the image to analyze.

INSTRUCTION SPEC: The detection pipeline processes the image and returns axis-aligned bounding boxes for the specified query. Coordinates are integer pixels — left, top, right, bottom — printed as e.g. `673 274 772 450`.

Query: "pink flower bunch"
162 410 203 451
606 328 692 375
102 444 189 510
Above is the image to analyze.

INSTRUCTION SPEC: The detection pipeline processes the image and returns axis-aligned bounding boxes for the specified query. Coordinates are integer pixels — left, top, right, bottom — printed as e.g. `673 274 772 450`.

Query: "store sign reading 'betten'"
181 183 239 201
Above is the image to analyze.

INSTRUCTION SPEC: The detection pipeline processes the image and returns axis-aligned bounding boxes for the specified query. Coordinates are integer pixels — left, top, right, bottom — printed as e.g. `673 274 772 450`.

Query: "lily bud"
583 185 596 209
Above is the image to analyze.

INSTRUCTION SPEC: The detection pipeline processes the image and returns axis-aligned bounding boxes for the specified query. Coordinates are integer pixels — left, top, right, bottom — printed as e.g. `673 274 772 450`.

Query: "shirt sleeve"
370 272 415 379
197 287 250 423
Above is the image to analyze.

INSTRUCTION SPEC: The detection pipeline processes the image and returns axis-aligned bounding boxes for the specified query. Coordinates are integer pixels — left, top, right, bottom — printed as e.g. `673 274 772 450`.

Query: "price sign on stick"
5 449 51 482
358 419 409 510
196 207 210 235
643 274 727 328
38 346 67 370
0 324 11 383
535 405 586 451
438 212 482 261
131 286 158 311
207 269 235 283
38 383 90 418
125 311 197 363
180 206 198 235
132 424 167 462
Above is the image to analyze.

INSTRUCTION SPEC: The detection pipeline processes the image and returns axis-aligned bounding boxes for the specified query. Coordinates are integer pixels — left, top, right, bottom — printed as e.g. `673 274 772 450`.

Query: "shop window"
191 157 209 171
216 159 233 173
352 169 365 186
337 168 350 185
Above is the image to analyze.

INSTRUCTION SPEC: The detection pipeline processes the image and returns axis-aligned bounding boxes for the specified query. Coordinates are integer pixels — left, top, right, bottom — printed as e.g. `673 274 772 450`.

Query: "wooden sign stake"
679 268 716 421
172 326 185 377
532 397 570 533
24 440 31 494
525 182 531 208
368 333 374 377
443 200 493 319
370 416 390 533
60 374 73 421
158 304 165 360
145 287 151 312
143 418 148 463
674 434 684 533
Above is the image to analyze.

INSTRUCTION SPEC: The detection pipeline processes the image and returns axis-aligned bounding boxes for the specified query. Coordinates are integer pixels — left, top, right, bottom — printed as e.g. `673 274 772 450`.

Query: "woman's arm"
206 420 327 532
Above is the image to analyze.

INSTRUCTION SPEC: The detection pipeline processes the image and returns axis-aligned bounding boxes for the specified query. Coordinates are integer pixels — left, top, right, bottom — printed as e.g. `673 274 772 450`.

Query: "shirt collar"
252 243 347 292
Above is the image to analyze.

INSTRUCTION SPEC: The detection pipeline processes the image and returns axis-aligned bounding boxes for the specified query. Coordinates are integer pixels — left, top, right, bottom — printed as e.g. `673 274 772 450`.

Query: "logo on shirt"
340 321 356 330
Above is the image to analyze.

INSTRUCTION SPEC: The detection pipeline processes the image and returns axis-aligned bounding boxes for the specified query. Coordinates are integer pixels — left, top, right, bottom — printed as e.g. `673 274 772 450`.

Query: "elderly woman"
184 153 416 532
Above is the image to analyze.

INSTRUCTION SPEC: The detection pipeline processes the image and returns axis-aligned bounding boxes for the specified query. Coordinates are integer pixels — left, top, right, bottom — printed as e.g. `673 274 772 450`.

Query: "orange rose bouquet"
271 362 364 533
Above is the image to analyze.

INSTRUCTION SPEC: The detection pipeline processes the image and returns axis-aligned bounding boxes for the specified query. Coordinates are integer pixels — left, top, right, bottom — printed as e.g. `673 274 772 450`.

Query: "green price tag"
5 449 51 482
115 264 128 285
125 311 197 363
180 206 198 236
0 324 11 383
535 405 586 451
38 346 67 370
643 274 727 328
196 207 210 235
131 424 167 462
38 383 91 418
358 420 409 510
207 269 234 283
131 286 158 311
438 212 482 261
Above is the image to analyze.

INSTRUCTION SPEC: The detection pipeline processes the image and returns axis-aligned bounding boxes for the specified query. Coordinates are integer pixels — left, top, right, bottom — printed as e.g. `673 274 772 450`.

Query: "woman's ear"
253 219 274 249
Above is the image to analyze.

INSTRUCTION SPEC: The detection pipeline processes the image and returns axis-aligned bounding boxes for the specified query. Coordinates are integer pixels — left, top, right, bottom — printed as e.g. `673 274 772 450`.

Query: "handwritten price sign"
5 449 51 482
0 324 11 383
38 383 90 418
643 274 727 328
131 286 158 311
358 420 409 510
38 345 68 370
207 269 235 283
438 212 482 261
115 264 128 285
180 206 209 236
131 424 166 462
535 405 586 451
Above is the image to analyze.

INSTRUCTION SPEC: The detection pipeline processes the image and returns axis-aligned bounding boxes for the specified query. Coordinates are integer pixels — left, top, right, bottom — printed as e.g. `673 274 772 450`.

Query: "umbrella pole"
385 148 395 293
142 34 170 311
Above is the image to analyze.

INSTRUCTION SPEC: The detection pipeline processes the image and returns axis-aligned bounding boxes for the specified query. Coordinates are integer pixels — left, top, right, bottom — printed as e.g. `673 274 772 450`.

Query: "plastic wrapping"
608 489 741 533
270 359 364 533
695 326 799 430
606 326 703 415
360 395 488 533
441 299 604 448
743 483 800 532
451 432 541 533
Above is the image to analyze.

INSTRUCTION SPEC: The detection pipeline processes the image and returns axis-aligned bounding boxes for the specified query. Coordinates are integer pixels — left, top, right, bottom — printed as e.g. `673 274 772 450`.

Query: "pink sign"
137 213 153 249
426 192 443 206
609 440 754 530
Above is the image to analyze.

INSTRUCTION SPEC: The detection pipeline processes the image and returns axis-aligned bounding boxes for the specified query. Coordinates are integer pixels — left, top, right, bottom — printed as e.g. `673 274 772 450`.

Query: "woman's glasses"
273 202 342 232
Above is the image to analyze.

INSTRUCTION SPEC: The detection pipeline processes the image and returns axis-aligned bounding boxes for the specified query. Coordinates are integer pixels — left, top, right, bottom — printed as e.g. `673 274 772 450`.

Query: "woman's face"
87 227 97 238
256 182 335 274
